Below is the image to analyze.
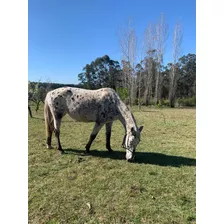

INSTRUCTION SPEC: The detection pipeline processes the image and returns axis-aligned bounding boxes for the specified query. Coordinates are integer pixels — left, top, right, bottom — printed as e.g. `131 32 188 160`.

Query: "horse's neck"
118 101 138 134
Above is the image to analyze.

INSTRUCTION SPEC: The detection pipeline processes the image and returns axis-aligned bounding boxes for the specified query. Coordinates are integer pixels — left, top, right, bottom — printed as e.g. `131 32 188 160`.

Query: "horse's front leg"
85 122 104 153
119 119 127 148
105 122 113 152
121 134 127 148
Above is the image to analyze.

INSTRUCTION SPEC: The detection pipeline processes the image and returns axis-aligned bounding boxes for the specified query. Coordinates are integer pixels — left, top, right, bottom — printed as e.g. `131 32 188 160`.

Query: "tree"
154 13 168 105
160 65 170 99
143 50 157 105
28 81 50 112
117 18 137 106
169 21 183 107
176 54 196 98
142 22 157 106
78 55 122 90
135 61 144 109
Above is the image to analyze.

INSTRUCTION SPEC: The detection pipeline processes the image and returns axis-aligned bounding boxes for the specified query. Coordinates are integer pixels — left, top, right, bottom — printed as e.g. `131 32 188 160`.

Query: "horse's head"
124 126 143 162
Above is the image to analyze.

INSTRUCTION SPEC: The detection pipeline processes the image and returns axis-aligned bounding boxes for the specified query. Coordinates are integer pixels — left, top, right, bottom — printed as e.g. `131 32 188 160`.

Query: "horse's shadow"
64 148 196 167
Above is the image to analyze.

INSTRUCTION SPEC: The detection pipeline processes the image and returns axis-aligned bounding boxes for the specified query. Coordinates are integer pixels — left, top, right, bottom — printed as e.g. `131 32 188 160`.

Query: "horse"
44 87 143 161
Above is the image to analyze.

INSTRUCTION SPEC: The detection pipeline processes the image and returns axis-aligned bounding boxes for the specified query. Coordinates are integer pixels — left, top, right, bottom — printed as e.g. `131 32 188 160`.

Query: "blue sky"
28 0 196 84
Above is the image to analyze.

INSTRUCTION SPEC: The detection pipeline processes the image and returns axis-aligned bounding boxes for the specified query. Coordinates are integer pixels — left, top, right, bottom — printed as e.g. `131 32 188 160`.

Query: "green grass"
28 104 196 224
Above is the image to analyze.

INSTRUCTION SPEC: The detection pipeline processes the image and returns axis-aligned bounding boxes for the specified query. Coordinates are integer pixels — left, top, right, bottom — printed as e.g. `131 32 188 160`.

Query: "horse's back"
46 87 116 98
45 87 120 122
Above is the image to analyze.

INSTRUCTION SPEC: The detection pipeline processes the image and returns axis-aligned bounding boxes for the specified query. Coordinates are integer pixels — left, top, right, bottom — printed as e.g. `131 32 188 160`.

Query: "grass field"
28 104 196 224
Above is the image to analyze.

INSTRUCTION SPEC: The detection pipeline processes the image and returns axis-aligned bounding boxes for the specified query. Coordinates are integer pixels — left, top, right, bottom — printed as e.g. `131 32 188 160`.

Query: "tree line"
28 51 195 114
78 53 196 107
78 14 196 108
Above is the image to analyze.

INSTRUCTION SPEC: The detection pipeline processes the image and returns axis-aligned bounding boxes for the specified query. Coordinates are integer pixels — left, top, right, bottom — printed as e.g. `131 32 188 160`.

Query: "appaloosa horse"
44 87 143 161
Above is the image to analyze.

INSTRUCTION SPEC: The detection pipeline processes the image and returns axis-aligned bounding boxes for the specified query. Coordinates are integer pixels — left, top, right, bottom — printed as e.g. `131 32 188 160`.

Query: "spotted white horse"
44 87 143 161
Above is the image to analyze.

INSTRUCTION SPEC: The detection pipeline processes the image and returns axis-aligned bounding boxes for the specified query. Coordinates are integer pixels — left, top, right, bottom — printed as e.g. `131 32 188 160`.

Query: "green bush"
154 99 171 108
178 96 196 107
157 100 162 108
116 87 129 101
133 98 144 105
159 99 170 107
163 99 170 107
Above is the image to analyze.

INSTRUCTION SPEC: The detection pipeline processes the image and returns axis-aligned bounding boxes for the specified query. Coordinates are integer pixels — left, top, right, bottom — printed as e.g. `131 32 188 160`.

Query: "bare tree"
154 13 168 105
144 51 157 105
169 21 183 107
136 36 146 110
143 23 157 105
136 60 143 110
117 18 137 106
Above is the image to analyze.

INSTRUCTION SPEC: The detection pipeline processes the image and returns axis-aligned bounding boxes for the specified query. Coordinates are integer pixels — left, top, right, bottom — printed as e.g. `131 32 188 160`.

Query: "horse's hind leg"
105 122 113 152
85 122 104 153
53 116 64 154
54 129 64 154
46 123 54 149
44 102 54 149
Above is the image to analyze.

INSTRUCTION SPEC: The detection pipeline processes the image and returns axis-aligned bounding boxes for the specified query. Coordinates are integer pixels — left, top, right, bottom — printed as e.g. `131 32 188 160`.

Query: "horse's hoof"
60 150 65 155
47 145 53 149
85 145 90 154
107 148 114 153
85 147 90 154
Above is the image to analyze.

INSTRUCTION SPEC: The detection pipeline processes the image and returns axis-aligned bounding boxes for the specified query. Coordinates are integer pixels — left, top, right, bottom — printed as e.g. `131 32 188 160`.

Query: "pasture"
28 104 196 224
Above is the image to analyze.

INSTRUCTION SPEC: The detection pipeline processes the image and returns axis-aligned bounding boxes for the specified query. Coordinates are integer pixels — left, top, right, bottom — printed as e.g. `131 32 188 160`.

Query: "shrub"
154 99 171 108
178 96 196 107
159 99 170 107
116 87 129 101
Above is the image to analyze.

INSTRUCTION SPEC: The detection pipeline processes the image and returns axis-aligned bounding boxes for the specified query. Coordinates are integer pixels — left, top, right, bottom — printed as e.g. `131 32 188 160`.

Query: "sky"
28 0 196 84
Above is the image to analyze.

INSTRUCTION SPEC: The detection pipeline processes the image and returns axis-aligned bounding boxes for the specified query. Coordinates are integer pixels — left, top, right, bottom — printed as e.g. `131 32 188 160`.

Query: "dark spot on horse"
71 97 74 101
101 112 105 118
58 95 62 97
57 112 63 119
77 95 79 98
56 102 59 105
66 89 72 96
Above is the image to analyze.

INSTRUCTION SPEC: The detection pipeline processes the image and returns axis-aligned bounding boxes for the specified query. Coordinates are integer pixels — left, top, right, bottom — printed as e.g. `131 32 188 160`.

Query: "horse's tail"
44 99 54 140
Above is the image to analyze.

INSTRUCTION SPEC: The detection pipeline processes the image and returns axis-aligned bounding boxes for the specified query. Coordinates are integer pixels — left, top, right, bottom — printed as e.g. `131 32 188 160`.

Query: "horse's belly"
68 110 97 122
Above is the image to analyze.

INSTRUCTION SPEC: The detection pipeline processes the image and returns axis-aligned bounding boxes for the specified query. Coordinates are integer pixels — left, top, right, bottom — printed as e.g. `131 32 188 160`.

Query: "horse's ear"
139 126 143 132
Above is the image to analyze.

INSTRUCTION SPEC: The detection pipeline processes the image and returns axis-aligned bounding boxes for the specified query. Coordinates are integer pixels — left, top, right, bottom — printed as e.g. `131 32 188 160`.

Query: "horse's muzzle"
127 155 135 162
